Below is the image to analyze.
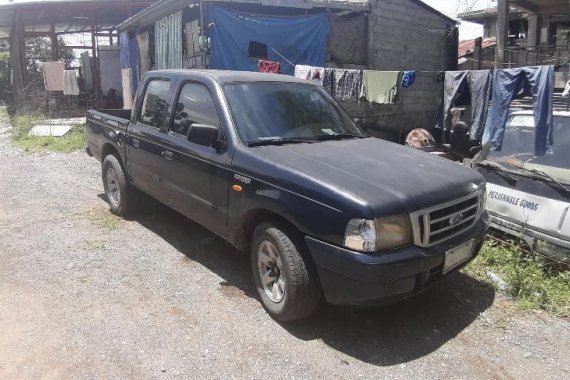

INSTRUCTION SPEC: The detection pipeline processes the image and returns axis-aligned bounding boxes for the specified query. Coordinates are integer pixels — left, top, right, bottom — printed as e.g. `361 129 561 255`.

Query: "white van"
474 110 570 263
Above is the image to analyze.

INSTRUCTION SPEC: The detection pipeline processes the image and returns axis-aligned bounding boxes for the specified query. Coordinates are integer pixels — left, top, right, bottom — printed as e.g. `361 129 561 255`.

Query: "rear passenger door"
160 81 231 238
126 78 174 205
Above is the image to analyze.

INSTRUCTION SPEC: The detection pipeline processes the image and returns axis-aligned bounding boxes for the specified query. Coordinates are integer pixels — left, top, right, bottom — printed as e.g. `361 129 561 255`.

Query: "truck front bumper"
305 217 488 306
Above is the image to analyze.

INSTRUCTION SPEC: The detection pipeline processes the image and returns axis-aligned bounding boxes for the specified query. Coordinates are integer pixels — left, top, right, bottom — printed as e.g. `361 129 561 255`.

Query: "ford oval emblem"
449 213 465 226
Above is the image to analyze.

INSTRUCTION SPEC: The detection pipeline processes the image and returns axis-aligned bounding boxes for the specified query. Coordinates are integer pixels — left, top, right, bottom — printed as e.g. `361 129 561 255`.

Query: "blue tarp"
207 6 329 75
119 32 139 93
482 66 554 156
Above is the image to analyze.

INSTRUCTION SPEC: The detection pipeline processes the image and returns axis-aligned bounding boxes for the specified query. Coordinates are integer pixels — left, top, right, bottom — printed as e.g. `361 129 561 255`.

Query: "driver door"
159 81 231 238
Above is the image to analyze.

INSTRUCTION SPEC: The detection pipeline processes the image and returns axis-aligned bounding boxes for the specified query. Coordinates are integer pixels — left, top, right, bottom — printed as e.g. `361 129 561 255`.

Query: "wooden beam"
50 24 58 61
495 0 510 68
11 10 25 103
474 37 483 70
511 0 539 14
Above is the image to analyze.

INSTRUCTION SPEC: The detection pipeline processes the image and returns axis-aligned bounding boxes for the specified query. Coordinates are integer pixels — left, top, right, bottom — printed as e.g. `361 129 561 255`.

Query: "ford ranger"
86 70 489 321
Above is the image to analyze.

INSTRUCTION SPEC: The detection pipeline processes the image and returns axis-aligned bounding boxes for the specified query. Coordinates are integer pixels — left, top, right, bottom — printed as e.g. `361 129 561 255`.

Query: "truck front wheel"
102 154 139 217
251 222 322 322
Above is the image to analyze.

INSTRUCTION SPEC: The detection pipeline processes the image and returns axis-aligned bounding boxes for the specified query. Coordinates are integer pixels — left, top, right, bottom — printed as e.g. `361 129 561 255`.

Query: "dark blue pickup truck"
86 70 488 321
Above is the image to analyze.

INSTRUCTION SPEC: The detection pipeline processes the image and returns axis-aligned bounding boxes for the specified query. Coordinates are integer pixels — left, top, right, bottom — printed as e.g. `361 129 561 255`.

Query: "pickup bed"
87 69 489 321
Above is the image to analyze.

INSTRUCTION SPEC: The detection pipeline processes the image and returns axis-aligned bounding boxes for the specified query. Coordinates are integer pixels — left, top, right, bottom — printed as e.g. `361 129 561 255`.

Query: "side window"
171 82 220 137
139 79 171 129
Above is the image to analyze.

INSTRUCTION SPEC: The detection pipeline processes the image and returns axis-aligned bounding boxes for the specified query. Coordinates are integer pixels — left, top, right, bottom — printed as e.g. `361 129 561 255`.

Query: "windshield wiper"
247 138 317 147
474 160 518 183
513 166 570 195
314 133 366 141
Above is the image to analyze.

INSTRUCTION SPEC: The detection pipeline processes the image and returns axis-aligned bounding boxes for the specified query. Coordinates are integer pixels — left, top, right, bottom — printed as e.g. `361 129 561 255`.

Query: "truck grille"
410 192 482 247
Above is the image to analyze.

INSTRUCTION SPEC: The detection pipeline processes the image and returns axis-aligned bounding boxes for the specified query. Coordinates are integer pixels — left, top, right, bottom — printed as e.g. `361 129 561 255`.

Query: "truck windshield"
480 113 570 183
223 82 366 145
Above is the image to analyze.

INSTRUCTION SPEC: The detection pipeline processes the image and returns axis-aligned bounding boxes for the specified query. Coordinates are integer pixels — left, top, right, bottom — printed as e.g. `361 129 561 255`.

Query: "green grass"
463 240 570 317
84 208 123 230
10 113 86 153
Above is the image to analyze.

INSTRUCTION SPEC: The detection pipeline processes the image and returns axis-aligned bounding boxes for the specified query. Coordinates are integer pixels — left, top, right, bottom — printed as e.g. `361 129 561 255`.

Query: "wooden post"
91 16 102 107
10 11 25 104
495 0 509 69
50 24 58 61
474 37 483 70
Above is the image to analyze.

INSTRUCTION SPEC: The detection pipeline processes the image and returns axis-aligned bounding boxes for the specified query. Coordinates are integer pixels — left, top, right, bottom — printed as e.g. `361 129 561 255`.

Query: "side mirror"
187 123 219 148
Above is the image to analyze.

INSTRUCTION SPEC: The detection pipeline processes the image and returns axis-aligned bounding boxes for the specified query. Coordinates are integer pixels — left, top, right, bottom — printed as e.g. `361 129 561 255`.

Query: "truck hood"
235 137 485 217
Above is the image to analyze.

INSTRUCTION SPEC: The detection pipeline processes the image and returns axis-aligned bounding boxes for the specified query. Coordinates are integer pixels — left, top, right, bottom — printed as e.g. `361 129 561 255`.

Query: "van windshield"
223 82 366 145
482 113 570 183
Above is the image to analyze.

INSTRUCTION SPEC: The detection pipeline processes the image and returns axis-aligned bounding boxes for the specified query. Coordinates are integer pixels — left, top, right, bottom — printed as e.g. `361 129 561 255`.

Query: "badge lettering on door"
233 174 252 185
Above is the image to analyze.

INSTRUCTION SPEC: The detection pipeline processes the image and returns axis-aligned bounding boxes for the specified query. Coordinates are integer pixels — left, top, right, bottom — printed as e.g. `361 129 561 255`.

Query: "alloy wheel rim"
106 168 120 205
257 240 285 303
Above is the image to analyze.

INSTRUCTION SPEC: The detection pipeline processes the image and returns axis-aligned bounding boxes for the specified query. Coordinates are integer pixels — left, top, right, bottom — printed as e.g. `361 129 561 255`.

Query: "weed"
84 208 122 230
83 240 107 251
463 240 570 317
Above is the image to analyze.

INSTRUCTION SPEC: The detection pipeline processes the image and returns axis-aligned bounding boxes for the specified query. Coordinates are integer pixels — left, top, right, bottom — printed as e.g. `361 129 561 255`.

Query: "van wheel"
102 154 139 217
251 222 322 322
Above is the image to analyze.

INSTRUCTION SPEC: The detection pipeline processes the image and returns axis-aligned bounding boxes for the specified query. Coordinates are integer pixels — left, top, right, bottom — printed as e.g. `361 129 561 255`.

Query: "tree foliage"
0 40 9 103
0 37 74 103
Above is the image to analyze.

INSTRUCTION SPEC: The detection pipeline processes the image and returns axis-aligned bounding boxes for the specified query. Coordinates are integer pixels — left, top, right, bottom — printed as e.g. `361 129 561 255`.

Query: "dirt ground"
0 118 569 379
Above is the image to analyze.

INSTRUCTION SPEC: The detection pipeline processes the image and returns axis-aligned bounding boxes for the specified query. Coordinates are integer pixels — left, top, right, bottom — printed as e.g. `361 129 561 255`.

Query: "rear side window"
170 82 220 137
139 79 171 129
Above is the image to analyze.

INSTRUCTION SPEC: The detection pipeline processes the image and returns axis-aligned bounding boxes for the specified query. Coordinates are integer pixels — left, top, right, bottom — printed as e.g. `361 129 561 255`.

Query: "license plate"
443 239 476 274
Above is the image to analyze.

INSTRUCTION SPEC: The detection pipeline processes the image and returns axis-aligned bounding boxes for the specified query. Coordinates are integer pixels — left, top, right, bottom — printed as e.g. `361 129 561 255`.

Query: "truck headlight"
344 215 412 252
375 215 412 251
344 219 376 252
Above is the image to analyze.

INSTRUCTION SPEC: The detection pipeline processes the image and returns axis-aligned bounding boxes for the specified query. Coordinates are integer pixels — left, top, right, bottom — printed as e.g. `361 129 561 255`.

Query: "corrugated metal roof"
118 0 456 32
0 0 154 38
458 37 496 58
117 0 371 32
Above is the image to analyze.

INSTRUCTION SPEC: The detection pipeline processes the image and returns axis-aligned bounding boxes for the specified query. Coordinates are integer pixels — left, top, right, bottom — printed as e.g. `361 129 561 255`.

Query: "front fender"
228 176 346 249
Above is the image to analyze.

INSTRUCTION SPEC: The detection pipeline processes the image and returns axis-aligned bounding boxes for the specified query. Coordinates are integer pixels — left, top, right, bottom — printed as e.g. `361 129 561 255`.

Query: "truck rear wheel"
251 222 322 322
102 154 139 217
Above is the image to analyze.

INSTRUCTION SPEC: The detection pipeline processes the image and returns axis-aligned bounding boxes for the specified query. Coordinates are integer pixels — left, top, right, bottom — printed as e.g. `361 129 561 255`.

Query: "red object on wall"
258 60 281 74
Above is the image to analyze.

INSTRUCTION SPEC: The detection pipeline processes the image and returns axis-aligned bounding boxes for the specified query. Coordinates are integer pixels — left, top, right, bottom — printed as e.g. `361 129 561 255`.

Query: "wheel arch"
234 208 304 252
101 143 120 163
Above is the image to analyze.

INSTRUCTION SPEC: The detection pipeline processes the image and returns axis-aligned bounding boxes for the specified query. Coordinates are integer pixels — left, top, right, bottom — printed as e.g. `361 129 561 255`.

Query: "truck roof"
150 69 311 84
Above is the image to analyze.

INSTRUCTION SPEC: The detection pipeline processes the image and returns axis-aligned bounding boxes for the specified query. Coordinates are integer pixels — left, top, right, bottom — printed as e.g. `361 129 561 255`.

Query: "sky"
421 0 493 40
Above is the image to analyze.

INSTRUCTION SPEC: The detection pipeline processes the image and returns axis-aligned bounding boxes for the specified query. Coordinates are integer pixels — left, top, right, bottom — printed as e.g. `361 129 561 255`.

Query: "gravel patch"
0 115 568 379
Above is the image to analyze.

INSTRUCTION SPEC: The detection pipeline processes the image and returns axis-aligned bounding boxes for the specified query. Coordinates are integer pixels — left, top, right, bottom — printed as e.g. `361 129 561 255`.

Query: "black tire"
102 154 139 217
251 222 322 322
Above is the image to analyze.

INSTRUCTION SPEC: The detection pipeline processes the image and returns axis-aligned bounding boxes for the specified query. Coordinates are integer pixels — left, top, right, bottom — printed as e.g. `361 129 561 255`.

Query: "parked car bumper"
488 213 570 264
305 215 488 306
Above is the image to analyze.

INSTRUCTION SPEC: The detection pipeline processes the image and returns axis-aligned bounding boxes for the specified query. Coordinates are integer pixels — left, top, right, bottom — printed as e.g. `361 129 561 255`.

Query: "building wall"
361 0 456 138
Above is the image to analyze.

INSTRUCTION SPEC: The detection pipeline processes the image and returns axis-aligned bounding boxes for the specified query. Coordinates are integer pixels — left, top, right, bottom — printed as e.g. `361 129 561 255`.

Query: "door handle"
132 138 140 149
162 150 174 160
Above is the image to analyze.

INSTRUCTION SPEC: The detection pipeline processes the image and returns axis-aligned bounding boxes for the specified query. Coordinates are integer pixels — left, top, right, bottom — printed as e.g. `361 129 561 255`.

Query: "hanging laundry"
80 52 93 90
401 70 416 88
360 71 400 104
325 69 361 101
42 62 65 92
294 65 312 80
483 66 554 156
63 70 79 95
334 69 361 101
310 67 324 86
440 70 492 141
259 60 281 74
294 65 325 85
323 68 334 96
